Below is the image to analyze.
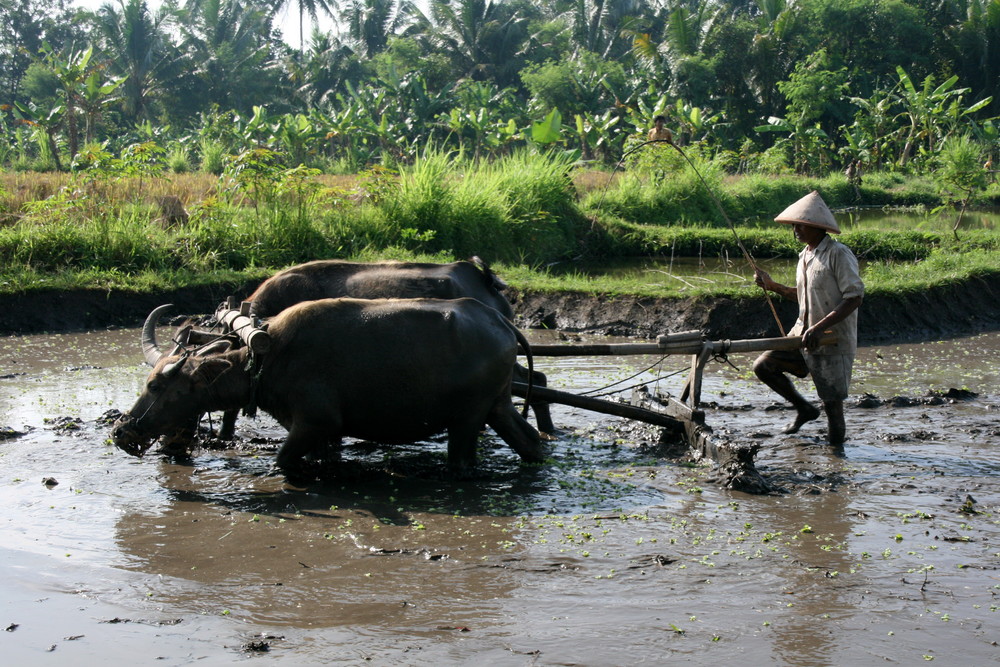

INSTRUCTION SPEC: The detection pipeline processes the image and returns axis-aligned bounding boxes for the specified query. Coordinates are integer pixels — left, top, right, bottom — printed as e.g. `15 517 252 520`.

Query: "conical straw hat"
774 190 841 234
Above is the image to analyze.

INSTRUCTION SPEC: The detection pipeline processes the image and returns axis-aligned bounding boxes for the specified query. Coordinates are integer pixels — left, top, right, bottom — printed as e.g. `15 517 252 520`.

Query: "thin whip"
601 138 786 336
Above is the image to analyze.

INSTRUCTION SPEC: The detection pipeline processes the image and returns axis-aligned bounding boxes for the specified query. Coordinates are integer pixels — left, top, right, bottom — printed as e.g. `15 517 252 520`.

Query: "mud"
1 324 999 664
510 272 1000 343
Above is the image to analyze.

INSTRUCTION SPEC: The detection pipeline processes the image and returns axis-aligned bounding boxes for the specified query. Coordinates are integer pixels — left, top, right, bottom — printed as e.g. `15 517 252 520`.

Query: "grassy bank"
2 150 999 306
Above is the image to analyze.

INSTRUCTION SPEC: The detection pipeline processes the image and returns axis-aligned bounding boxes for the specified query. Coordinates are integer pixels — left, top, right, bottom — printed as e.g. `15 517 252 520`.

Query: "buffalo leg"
487 400 545 463
513 363 556 434
219 409 238 439
447 417 482 474
276 418 337 473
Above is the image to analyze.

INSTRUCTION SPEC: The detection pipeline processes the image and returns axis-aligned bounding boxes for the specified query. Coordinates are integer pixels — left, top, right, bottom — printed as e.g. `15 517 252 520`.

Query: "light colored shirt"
788 235 864 355
648 127 671 141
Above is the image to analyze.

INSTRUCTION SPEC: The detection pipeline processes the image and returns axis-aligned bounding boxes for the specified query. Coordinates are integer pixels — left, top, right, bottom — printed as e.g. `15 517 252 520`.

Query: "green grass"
379 148 585 262
1 155 999 306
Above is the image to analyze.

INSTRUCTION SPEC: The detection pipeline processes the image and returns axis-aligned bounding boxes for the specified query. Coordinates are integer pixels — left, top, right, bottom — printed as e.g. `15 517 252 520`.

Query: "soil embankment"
513 272 1000 343
4 273 997 343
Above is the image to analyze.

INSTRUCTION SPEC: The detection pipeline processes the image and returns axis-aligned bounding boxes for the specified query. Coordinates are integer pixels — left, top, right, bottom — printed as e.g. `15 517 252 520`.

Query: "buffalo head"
112 352 241 457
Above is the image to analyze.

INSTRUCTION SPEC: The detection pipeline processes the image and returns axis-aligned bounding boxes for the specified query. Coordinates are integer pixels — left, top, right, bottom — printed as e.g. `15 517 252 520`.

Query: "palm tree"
174 0 282 113
944 0 1000 116
427 0 527 86
270 0 337 51
290 31 359 106
563 0 650 60
340 0 416 58
746 0 799 118
94 0 174 125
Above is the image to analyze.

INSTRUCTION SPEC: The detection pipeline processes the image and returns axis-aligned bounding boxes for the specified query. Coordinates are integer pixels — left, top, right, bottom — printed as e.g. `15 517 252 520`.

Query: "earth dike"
3 271 998 344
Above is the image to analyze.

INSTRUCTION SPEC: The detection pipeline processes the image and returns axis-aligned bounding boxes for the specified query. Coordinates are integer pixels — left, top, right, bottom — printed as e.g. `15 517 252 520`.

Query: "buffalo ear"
195 357 233 385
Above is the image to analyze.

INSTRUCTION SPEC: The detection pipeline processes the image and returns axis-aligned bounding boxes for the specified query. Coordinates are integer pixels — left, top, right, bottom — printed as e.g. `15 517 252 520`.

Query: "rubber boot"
824 400 846 446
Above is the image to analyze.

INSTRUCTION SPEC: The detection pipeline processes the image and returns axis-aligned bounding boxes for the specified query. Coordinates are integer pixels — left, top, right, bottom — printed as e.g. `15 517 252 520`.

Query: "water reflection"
836 207 999 231
113 460 525 629
755 489 858 666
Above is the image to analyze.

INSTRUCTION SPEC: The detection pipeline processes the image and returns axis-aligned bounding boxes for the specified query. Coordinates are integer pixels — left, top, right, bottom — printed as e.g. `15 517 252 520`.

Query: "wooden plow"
514 331 836 494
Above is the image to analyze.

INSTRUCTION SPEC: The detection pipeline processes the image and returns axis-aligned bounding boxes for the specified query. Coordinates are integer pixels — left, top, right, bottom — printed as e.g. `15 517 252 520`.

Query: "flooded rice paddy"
1 325 999 665
558 207 1000 289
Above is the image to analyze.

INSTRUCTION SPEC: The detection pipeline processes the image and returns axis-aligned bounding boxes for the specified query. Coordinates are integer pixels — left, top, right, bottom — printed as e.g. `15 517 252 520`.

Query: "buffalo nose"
110 414 134 438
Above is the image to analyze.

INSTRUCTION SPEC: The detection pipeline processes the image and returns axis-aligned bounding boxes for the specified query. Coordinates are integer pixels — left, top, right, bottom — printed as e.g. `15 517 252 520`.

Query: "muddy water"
1 327 999 665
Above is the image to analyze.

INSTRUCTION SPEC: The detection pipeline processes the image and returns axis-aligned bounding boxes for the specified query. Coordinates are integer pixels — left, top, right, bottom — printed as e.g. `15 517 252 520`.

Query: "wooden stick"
511 382 681 429
528 333 836 357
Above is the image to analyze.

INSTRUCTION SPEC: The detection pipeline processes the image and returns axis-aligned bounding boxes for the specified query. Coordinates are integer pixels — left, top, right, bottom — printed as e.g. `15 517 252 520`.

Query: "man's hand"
802 325 823 350
754 269 773 291
755 269 797 301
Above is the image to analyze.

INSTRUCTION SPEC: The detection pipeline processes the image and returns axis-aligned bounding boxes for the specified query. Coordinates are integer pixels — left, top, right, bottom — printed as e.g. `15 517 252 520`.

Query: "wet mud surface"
1 327 999 664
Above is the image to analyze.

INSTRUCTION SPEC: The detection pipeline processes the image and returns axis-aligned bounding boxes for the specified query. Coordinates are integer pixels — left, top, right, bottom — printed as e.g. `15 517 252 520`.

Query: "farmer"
648 115 672 142
752 191 864 447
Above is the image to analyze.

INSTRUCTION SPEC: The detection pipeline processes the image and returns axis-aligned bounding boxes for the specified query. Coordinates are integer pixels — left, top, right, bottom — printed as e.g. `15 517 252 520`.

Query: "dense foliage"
2 0 1000 175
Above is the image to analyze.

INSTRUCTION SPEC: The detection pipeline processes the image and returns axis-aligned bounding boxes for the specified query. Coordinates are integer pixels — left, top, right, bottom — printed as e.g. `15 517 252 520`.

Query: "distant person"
648 115 672 142
845 160 862 199
752 191 864 447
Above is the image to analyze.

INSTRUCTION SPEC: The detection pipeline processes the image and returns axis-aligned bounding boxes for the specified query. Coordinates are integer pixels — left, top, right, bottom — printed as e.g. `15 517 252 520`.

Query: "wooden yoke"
215 297 271 355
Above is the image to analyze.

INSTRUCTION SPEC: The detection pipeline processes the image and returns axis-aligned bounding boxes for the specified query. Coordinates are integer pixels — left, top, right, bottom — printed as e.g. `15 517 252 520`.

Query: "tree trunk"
65 93 78 158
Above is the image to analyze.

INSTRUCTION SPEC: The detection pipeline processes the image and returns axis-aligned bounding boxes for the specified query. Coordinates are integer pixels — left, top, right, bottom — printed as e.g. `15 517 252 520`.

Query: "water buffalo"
247 257 515 321
142 257 555 436
114 298 545 477
247 257 553 432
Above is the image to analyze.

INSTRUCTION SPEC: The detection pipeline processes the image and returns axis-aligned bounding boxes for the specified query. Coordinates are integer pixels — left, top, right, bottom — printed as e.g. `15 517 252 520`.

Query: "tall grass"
0 213 173 272
596 220 942 261
379 148 585 263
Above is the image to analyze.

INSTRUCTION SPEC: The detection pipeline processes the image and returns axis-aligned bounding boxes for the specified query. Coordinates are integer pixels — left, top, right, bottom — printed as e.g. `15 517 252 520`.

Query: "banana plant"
529 108 563 145
271 113 324 166
76 71 125 145
41 43 98 159
670 99 724 145
324 94 381 168
894 66 991 168
574 110 620 162
625 90 671 133
845 89 900 169
755 115 830 174
837 122 873 169
13 101 66 171
239 105 274 149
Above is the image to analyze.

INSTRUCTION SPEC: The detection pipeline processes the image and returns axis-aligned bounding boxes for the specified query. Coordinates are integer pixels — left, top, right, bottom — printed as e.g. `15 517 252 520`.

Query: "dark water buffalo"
114 298 545 476
142 257 554 436
247 258 516 321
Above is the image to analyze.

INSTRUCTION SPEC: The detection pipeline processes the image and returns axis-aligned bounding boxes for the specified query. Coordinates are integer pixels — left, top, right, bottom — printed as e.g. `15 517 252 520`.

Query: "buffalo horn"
141 304 178 366
162 355 188 378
